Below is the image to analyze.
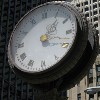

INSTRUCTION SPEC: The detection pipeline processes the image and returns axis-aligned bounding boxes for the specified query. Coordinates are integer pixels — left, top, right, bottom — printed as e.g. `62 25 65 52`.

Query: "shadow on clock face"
41 41 62 47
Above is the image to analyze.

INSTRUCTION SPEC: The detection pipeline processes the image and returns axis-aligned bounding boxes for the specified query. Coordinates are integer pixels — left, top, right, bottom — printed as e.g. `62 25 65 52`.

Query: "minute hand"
48 36 70 40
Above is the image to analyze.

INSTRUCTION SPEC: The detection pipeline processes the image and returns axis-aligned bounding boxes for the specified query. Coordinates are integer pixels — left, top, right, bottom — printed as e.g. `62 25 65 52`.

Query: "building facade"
67 0 100 100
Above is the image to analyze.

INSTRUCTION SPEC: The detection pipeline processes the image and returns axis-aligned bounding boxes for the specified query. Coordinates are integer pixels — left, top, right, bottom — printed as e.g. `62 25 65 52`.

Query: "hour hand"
48 36 70 40
40 34 69 42
48 42 69 48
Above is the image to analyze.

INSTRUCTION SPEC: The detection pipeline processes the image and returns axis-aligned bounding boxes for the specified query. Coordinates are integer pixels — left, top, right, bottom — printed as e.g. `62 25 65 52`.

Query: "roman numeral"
20 53 26 61
28 60 34 67
55 55 59 60
42 12 47 19
63 18 68 24
66 29 72 34
55 11 58 18
41 60 46 68
18 43 24 48
30 19 36 25
22 31 28 35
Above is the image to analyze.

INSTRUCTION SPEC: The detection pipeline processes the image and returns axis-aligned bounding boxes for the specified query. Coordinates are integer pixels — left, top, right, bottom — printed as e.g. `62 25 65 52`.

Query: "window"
94 23 98 28
85 13 89 17
84 1 88 5
89 69 93 74
89 77 93 83
93 10 97 15
93 0 97 3
94 17 98 21
93 4 97 9
96 76 100 86
98 91 100 96
89 69 93 79
89 94 94 100
98 92 100 99
90 0 91 4
97 76 100 82
77 94 81 100
85 7 89 11
88 69 93 87
99 46 100 54
96 65 100 72
76 4 80 7
82 3 83 6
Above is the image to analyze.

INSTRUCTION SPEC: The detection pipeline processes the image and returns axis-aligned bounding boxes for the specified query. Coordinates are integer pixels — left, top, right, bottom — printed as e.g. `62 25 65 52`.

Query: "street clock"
8 1 98 89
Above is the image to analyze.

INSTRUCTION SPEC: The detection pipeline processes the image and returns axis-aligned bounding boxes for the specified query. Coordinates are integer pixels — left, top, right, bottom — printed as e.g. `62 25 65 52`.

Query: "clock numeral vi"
28 60 34 67
20 53 26 61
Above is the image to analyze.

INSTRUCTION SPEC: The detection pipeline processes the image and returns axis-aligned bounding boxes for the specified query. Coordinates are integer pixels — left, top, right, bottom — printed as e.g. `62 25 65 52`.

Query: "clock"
8 2 89 84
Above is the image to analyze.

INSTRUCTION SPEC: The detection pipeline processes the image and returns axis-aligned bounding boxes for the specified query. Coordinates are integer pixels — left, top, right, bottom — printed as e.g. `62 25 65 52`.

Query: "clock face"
8 4 77 73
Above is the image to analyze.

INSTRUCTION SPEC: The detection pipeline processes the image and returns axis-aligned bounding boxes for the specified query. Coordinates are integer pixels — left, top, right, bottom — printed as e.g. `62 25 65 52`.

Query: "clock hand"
62 42 69 48
40 34 69 42
48 36 70 40
49 42 69 48
40 34 69 48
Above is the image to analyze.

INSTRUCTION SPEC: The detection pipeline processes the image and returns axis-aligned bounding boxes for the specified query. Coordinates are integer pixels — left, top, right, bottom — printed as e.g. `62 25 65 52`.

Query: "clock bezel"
8 2 89 84
8 2 77 73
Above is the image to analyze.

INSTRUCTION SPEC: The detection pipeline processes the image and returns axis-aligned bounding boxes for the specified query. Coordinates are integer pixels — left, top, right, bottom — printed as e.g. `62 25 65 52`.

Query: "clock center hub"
40 34 48 42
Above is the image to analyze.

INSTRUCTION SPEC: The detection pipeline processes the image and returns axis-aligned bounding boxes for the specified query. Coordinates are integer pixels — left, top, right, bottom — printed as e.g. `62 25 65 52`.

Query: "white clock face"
9 4 77 73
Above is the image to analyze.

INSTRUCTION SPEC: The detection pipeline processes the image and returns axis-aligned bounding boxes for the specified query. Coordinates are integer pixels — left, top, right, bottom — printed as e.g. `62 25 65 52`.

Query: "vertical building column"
93 64 97 100
68 89 72 100
98 16 100 46
88 0 91 21
91 0 94 24
80 76 88 100
72 86 77 100
93 64 96 86
97 0 99 24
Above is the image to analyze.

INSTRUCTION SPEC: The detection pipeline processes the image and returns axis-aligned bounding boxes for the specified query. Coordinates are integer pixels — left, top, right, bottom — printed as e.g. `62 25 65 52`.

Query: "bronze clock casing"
8 2 99 89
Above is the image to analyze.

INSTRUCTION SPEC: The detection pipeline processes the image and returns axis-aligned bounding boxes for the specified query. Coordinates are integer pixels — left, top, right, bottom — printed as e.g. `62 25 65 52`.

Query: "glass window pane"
89 94 94 100
97 76 100 82
77 94 81 100
96 65 100 71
